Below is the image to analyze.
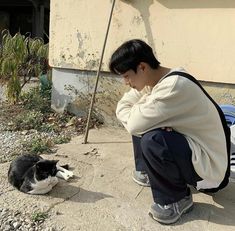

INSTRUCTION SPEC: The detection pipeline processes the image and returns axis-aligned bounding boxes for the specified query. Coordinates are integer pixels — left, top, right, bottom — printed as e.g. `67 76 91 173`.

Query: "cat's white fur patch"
28 175 58 195
28 165 73 194
56 165 73 181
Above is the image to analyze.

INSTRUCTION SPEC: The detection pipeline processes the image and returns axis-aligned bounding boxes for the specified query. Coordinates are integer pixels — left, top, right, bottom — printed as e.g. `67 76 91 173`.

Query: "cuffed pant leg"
140 129 201 205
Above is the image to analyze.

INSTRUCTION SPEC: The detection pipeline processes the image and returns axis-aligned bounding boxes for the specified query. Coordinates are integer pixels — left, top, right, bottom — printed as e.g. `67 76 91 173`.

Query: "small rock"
21 130 28 135
13 211 21 216
12 221 21 229
55 211 63 215
3 224 12 231
7 122 14 126
24 218 31 224
1 208 8 216
6 218 13 224
45 228 55 231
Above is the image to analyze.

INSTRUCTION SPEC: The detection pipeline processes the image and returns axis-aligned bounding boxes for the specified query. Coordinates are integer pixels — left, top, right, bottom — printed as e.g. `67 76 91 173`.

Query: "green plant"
13 110 44 130
20 86 52 113
53 134 71 144
0 30 49 103
31 211 48 222
25 137 52 154
39 123 56 132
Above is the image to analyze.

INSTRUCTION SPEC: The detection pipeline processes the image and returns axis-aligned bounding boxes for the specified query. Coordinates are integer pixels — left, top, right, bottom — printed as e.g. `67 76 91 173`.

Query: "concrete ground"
1 127 235 231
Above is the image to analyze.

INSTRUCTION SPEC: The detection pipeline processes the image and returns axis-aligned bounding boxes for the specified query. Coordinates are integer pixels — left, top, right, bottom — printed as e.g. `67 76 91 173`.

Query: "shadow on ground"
173 183 235 226
49 183 113 203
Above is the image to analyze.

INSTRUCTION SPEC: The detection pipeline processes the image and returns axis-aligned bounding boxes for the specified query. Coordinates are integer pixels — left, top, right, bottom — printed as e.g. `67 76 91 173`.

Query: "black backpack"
164 71 231 192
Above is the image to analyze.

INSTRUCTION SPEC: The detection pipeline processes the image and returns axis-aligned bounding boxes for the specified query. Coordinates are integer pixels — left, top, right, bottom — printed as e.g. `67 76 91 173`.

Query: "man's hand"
161 127 173 132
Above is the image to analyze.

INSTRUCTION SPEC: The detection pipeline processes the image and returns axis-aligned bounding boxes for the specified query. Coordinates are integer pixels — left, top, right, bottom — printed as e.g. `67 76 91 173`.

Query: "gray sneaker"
132 170 150 187
149 190 193 224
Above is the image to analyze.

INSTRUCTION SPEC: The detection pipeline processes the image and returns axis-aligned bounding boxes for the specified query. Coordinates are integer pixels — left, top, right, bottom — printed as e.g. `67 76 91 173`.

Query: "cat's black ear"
52 160 59 165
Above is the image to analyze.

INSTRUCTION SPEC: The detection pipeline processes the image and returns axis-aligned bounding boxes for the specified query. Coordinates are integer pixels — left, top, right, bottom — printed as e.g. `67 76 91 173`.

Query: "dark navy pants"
132 129 202 205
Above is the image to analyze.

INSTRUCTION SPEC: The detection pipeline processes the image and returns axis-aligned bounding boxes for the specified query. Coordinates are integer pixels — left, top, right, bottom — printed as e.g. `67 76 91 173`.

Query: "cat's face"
35 160 58 180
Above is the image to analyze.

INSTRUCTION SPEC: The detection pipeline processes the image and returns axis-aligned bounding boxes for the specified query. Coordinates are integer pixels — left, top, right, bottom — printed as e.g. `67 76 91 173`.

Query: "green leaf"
0 30 50 103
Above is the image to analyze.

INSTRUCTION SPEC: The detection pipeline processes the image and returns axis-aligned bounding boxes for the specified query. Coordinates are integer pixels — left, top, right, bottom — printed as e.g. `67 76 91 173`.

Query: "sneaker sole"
148 202 193 225
132 176 150 187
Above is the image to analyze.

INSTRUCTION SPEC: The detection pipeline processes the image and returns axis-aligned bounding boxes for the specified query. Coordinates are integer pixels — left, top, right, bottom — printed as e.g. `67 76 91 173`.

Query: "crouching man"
109 39 230 224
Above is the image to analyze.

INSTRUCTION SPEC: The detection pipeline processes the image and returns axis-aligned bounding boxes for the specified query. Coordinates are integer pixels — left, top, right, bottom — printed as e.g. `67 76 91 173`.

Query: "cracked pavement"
1 127 235 230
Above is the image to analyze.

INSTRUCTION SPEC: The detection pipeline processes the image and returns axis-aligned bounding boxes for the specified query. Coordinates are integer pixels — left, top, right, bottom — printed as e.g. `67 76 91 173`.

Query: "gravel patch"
0 128 60 163
0 207 58 231
0 111 79 164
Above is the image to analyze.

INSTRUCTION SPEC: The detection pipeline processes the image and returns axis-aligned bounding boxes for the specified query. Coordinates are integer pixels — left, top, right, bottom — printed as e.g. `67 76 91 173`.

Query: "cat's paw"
56 170 73 181
66 170 74 178
56 165 73 180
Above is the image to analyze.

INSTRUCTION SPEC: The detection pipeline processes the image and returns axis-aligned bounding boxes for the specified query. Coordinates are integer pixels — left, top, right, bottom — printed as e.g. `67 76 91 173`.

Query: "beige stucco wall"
49 0 235 84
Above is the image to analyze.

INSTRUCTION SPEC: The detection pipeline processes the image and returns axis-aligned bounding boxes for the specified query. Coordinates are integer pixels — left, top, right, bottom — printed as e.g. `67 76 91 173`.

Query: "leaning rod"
84 0 116 143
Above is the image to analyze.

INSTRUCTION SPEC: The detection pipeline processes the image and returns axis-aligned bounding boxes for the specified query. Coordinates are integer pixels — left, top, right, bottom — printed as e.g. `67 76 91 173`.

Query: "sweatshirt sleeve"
117 92 165 135
116 76 197 136
116 88 148 127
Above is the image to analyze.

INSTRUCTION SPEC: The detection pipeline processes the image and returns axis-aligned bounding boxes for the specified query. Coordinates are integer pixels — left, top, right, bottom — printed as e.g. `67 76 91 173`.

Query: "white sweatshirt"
116 68 227 186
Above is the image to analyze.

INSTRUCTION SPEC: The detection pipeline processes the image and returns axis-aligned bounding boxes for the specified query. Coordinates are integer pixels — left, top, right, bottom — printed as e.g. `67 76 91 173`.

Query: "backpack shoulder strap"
164 71 231 191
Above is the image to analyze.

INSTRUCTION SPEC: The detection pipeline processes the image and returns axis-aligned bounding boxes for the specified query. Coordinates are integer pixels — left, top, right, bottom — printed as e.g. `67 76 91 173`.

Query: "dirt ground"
1 127 235 231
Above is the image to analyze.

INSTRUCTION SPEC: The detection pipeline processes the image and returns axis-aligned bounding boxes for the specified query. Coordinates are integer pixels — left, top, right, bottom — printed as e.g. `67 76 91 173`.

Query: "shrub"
13 111 44 130
53 134 71 144
25 137 52 154
0 30 50 103
20 86 52 114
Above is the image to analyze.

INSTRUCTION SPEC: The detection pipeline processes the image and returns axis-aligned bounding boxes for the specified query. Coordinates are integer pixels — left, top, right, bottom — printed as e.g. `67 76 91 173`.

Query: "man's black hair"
109 39 160 75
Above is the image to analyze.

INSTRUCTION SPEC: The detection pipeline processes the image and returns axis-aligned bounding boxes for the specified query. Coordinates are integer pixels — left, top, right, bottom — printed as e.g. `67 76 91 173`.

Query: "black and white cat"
8 154 73 194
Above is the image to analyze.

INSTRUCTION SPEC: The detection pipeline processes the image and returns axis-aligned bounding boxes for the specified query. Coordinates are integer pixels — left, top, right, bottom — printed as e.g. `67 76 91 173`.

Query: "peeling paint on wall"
49 0 235 84
51 68 130 126
132 15 143 25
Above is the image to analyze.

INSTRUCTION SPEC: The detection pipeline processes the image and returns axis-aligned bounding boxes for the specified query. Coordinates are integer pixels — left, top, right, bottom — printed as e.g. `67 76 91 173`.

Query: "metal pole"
84 0 116 144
